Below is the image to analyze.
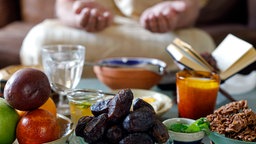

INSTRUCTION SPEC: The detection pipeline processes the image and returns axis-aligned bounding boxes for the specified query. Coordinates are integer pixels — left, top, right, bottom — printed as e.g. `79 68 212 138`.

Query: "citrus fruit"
16 109 27 117
39 97 57 116
4 68 51 111
0 98 20 144
16 109 61 144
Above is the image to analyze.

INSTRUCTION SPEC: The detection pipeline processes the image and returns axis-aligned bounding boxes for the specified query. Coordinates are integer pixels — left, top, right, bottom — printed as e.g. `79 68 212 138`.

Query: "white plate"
112 89 173 116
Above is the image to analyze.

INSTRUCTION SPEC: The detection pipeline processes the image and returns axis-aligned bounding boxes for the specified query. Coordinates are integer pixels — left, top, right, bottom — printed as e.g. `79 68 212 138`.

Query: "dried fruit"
75 89 169 143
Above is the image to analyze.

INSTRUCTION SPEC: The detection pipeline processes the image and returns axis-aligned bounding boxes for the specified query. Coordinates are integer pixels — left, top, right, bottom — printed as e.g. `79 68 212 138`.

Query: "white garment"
221 71 256 95
20 17 215 78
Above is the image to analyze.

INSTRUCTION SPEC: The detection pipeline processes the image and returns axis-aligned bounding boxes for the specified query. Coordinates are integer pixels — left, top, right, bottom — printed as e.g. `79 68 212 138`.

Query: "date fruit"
75 88 169 144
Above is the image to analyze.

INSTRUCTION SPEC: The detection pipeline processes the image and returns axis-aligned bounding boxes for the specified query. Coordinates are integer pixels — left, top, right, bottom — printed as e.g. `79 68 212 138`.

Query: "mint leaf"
167 118 210 134
186 118 210 134
184 122 201 133
168 123 188 132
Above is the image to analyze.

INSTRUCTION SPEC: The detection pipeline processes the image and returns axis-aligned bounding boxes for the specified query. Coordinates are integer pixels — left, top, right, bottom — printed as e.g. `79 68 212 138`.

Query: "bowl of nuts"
207 100 256 144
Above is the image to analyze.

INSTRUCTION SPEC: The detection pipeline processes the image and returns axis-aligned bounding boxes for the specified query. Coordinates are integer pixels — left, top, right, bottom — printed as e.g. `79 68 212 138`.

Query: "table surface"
76 78 256 143
77 78 256 118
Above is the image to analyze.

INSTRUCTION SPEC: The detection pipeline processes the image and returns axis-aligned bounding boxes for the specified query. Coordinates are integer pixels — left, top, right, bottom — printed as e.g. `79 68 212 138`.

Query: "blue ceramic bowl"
163 118 205 144
93 57 167 89
98 57 166 65
97 57 166 74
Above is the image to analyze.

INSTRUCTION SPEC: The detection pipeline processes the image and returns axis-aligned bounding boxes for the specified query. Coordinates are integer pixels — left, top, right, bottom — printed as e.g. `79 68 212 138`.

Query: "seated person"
20 0 215 78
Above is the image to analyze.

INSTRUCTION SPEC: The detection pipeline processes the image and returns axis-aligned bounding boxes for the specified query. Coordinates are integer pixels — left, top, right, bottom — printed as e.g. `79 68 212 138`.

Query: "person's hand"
73 1 113 32
140 1 186 33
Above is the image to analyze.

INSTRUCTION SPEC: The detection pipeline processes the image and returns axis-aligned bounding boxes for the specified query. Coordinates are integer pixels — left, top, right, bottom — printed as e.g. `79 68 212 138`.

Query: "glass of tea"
176 70 220 119
67 89 109 126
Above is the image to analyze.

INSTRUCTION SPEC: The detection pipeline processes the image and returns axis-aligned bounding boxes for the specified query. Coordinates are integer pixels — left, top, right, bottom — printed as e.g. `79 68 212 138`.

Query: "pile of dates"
75 89 169 144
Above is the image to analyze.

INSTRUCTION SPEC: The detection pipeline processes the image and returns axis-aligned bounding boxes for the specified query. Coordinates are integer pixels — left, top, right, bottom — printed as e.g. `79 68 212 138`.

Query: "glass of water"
41 45 85 115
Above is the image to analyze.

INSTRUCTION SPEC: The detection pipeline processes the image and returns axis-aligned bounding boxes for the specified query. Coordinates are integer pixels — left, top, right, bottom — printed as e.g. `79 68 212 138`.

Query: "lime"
0 98 20 144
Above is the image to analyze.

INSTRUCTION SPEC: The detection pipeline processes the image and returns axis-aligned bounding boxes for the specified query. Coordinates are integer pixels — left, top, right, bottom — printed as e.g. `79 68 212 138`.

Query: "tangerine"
39 97 57 117
15 95 57 118
16 109 27 117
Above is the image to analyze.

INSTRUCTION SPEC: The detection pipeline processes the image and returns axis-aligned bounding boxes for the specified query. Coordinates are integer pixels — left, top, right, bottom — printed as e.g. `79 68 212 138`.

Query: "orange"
39 97 57 117
16 109 27 117
16 97 57 117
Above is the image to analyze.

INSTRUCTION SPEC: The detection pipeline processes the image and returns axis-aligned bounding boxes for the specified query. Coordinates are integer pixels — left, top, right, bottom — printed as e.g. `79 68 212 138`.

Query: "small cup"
163 118 205 144
176 70 220 119
67 89 108 126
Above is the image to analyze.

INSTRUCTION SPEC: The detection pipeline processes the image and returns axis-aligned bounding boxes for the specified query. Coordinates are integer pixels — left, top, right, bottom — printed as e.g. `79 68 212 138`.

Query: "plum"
4 68 51 111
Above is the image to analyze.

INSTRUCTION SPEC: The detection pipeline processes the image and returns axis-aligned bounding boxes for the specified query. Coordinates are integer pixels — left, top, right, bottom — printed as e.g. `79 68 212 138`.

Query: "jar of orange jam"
176 70 220 119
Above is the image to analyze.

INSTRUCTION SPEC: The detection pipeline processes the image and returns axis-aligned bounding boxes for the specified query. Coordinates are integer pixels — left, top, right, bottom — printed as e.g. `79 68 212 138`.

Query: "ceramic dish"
163 118 205 144
209 132 256 144
112 89 173 116
93 57 167 90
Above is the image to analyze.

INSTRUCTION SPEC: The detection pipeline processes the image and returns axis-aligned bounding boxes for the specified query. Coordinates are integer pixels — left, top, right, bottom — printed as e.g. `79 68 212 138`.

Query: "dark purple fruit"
91 99 111 116
119 133 154 144
75 116 93 137
106 125 124 143
133 98 155 113
108 89 133 122
123 107 155 132
149 119 169 143
83 113 108 143
4 68 51 111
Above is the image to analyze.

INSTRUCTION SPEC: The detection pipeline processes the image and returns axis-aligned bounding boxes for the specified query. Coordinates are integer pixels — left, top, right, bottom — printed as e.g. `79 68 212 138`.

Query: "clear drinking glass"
41 45 85 115
67 89 108 126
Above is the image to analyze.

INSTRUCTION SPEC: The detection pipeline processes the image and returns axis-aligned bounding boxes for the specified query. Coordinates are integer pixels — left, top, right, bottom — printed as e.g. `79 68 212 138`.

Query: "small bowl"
209 131 256 144
93 57 166 90
47 114 74 144
163 118 205 144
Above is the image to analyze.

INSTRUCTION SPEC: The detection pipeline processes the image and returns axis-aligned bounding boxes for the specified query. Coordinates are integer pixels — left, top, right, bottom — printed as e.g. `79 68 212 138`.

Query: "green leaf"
186 117 210 134
167 117 210 134
77 101 92 109
168 123 188 132
184 122 201 133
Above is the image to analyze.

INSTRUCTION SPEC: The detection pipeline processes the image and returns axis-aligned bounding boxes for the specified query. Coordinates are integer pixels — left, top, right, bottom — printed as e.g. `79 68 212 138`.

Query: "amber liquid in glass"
176 70 220 119
68 90 105 126
69 100 93 126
